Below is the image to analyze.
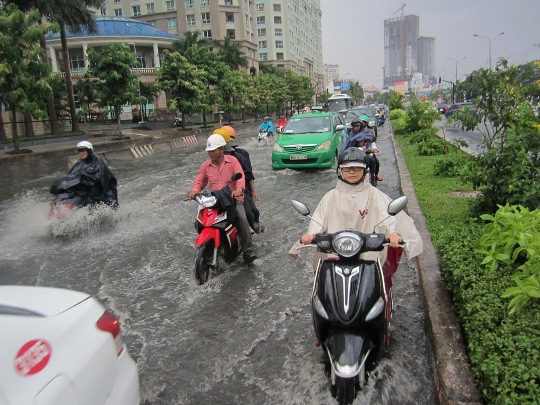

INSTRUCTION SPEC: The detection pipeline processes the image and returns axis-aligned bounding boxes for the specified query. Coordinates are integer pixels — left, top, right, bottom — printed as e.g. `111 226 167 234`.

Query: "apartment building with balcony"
99 0 324 93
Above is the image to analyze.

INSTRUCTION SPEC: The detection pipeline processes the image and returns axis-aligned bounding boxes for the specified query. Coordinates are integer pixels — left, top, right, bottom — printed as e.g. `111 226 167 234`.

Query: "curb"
391 128 483 405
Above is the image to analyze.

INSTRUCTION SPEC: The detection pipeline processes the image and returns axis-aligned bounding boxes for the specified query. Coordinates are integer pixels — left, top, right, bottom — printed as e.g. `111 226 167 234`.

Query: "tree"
8 0 104 133
157 50 206 128
86 43 139 138
214 69 245 124
452 60 540 215
0 4 53 151
213 34 248 70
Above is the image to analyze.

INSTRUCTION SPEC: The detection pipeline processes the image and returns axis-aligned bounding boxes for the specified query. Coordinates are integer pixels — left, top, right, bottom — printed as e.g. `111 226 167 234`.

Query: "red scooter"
192 174 242 285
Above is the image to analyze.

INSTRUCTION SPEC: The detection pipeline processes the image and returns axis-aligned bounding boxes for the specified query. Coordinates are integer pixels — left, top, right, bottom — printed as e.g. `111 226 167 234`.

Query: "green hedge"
395 126 540 405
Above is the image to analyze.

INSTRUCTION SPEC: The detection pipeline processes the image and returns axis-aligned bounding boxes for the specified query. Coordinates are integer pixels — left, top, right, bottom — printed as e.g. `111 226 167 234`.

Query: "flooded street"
0 124 436 404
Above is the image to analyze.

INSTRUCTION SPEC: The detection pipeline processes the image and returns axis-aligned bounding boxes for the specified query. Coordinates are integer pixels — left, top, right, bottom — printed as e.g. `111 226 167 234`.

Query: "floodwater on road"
0 123 436 404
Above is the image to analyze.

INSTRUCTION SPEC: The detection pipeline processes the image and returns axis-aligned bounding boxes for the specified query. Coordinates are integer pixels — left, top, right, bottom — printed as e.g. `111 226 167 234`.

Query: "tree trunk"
0 102 7 141
181 111 186 129
11 104 20 152
116 109 123 138
202 108 207 128
40 35 59 135
60 23 79 133
23 112 35 138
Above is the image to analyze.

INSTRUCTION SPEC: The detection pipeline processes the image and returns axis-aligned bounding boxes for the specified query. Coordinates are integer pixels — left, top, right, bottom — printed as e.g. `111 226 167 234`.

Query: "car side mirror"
291 199 310 216
335 124 344 131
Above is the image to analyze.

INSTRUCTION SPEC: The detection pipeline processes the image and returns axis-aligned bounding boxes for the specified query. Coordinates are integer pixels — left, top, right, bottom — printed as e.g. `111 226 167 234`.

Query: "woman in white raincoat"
290 147 423 299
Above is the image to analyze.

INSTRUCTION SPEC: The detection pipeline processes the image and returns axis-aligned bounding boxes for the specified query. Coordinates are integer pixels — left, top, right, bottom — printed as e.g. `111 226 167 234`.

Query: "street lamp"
447 56 466 84
128 42 144 123
473 32 504 69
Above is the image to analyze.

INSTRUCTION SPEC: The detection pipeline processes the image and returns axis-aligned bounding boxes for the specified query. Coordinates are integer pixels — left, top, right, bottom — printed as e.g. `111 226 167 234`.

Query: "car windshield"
283 116 331 134
349 108 374 118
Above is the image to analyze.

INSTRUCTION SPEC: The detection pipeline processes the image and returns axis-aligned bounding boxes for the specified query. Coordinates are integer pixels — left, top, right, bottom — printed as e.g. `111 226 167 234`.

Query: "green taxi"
271 111 345 169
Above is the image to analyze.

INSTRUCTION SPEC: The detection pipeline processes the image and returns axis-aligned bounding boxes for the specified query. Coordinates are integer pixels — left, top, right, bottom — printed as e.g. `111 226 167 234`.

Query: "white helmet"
76 141 93 151
205 134 227 151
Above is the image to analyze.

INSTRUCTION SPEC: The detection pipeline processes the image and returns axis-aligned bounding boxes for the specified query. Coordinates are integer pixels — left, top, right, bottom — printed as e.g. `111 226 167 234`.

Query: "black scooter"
291 196 407 405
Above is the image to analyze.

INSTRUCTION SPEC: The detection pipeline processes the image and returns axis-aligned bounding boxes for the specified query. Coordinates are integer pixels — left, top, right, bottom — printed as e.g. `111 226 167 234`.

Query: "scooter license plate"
290 155 307 160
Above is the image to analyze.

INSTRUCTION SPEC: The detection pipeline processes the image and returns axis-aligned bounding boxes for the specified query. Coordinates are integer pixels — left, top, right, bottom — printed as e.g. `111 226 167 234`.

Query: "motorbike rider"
290 147 423 292
217 127 265 234
188 134 257 264
259 116 275 141
50 141 118 207
342 117 382 182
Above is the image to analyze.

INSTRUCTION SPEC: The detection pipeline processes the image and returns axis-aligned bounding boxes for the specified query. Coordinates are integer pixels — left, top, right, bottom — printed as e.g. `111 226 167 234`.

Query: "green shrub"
417 138 447 156
433 157 460 177
389 109 406 120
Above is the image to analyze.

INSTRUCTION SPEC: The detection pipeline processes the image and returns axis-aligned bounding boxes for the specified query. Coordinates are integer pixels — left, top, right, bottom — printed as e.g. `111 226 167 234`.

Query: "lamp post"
128 42 144 123
473 32 504 69
447 56 466 84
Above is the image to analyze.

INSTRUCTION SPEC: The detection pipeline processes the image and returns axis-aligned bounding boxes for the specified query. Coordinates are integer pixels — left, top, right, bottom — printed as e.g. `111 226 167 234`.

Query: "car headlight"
317 140 331 151
332 232 362 257
273 143 283 152
195 194 217 207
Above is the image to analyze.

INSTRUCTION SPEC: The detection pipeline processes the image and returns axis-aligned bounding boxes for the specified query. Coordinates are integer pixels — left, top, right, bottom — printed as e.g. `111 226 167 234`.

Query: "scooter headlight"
332 232 362 257
195 194 217 208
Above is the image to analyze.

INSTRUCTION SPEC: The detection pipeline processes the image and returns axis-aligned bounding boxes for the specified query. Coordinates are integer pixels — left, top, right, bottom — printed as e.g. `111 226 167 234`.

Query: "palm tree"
7 0 103 133
213 34 248 70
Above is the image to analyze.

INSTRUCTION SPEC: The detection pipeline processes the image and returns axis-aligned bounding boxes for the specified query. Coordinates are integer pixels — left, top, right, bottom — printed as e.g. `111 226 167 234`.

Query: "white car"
0 286 140 405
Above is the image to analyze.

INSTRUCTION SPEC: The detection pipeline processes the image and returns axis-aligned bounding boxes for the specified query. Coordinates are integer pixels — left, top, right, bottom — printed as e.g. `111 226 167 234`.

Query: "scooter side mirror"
387 195 408 216
291 199 310 216
231 173 242 181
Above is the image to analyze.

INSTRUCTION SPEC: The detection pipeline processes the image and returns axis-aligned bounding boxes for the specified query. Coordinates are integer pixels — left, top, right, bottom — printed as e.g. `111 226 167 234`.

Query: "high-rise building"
383 14 419 87
100 0 324 90
417 36 436 82
323 64 340 88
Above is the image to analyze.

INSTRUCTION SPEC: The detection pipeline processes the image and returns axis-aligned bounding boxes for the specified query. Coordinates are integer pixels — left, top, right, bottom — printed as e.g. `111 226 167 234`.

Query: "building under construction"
383 14 435 88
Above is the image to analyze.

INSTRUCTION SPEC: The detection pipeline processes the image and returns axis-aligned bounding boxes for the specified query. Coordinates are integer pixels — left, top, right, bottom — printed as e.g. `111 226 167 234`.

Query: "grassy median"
395 132 540 405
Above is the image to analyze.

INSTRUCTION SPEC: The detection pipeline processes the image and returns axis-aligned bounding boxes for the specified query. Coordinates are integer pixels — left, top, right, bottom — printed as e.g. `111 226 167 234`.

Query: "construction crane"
393 2 406 17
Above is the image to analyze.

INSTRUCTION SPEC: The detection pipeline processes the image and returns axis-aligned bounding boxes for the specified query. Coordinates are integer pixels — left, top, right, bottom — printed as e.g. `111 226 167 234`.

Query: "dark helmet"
337 147 369 185
350 118 363 127
338 147 369 168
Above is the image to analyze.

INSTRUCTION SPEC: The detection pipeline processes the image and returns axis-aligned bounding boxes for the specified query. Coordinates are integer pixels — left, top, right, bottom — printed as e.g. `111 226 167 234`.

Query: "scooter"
375 113 385 127
173 117 182 127
291 196 407 405
192 173 242 285
258 129 270 147
48 175 86 222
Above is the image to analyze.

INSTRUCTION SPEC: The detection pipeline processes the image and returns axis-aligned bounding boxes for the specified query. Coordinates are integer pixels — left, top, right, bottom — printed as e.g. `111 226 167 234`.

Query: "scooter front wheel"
333 376 357 405
193 242 215 285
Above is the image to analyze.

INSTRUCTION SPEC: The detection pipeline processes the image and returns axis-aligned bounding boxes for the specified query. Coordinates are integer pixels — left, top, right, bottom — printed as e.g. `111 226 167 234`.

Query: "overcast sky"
320 0 540 88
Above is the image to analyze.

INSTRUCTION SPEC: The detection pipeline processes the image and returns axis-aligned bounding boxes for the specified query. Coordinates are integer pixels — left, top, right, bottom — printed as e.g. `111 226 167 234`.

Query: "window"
114 8 122 16
69 54 85 72
275 40 283 48
276 52 284 60
274 16 282 24
186 14 195 26
256 16 265 24
226 29 236 39
275 28 282 36
185 0 194 8
146 20 156 27
100 8 107 15
135 53 147 69
273 4 281 12
167 17 177 29
259 52 268 61
258 41 267 49
257 28 266 36
200 0 209 5
224 0 232 5
225 12 234 23
114 0 120 3
132 5 141 16
146 3 155 13
201 12 210 24
165 1 175 11
202 30 212 39
256 4 264 11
